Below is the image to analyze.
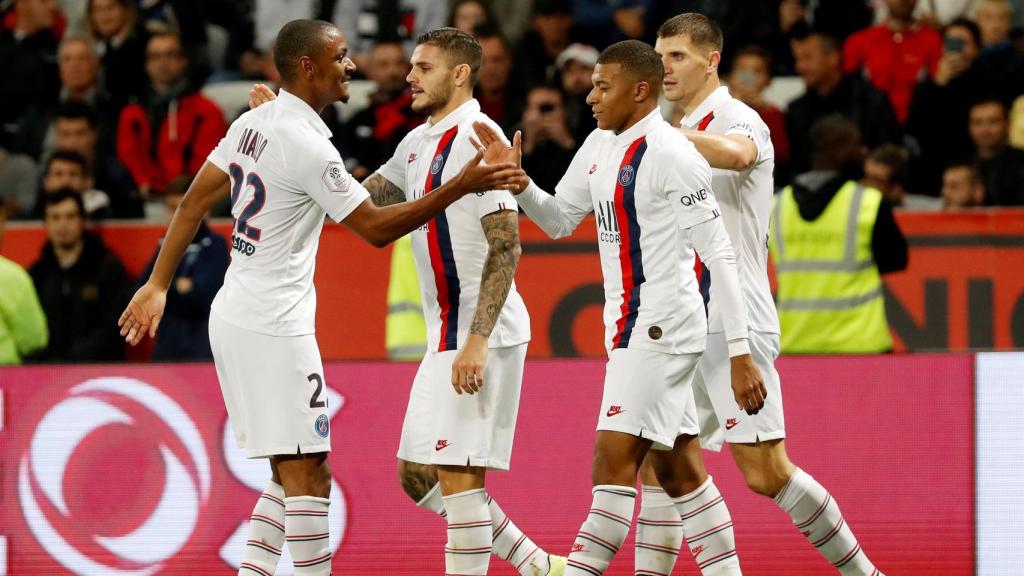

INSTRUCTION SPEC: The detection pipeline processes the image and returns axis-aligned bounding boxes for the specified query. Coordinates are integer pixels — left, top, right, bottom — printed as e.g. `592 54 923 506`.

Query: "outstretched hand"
118 282 167 346
470 121 522 166
249 83 277 109
453 151 528 195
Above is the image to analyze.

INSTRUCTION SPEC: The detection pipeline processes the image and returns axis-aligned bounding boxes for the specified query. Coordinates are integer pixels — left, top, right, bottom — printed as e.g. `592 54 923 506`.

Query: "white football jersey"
555 108 721 354
374 99 530 352
681 86 780 335
207 89 370 336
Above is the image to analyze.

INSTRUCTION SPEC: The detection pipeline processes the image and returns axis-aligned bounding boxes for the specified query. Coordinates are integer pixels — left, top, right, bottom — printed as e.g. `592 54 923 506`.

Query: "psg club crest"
430 154 445 175
315 414 330 438
618 165 635 187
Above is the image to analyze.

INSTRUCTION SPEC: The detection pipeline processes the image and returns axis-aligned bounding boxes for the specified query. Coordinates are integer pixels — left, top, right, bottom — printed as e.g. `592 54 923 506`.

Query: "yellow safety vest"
385 235 427 360
769 181 892 354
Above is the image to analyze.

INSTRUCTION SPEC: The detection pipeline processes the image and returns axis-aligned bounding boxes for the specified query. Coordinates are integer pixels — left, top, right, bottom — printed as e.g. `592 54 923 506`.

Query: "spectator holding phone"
518 84 575 193
907 18 994 194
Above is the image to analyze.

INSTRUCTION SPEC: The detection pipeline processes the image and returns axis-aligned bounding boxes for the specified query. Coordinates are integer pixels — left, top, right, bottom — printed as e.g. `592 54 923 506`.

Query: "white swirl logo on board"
19 377 210 575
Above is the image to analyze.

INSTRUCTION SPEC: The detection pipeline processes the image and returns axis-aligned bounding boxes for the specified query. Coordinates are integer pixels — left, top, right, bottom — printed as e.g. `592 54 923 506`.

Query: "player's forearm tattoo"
362 173 406 207
398 461 438 502
471 210 521 338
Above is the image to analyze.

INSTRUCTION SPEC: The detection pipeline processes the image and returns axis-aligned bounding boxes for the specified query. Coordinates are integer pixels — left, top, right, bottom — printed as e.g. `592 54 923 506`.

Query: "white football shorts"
209 312 331 458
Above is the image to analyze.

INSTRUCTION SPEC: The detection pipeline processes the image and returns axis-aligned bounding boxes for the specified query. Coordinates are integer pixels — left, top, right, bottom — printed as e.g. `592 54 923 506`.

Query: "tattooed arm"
362 173 406 207
450 209 521 395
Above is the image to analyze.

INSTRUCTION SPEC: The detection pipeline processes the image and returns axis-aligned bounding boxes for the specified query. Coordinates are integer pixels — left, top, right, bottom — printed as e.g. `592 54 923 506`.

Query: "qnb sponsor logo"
19 377 211 576
596 201 621 244
679 188 709 207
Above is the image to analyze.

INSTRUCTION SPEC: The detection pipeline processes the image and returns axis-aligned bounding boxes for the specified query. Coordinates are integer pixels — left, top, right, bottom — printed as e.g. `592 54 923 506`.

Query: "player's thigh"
598 348 700 451
432 344 527 470
209 313 247 444
397 351 443 466
228 330 330 458
699 331 785 445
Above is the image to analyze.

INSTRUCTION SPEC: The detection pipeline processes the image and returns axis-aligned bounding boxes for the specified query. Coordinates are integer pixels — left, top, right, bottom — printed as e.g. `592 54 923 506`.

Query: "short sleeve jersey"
206 89 370 336
374 99 530 352
555 108 721 354
681 86 780 335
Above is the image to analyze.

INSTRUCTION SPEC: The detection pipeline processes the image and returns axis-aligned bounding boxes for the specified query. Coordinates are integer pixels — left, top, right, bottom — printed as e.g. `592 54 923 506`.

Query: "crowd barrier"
5 353 1015 575
3 210 1023 360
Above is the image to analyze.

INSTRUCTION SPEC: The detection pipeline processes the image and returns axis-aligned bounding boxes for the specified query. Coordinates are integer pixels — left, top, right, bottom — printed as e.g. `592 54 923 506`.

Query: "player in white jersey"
473 40 766 576
247 27 563 576
632 13 884 576
117 20 526 576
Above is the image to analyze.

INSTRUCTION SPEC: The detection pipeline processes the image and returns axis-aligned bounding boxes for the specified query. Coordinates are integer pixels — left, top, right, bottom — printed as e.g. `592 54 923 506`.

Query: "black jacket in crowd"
29 231 129 362
0 27 59 150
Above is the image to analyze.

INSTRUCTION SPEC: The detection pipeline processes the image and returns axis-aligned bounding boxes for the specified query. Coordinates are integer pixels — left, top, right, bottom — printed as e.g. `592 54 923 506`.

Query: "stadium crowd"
1 0 1023 363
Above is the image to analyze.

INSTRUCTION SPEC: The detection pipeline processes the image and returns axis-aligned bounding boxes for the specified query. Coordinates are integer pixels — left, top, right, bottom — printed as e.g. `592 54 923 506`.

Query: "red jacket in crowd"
843 22 942 124
116 92 227 193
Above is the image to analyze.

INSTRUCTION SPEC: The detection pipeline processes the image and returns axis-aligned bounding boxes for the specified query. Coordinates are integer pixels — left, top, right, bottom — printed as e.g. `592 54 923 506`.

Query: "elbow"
725 148 755 171
367 233 390 249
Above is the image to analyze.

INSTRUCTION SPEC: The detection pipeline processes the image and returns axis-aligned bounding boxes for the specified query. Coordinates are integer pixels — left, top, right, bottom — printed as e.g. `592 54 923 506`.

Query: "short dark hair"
147 31 185 55
867 143 910 186
810 115 860 167
417 27 483 85
657 13 724 53
532 0 572 16
946 17 982 49
944 161 982 184
46 149 89 173
731 45 774 76
274 19 338 83
44 188 86 217
473 23 511 54
970 96 1007 117
796 30 842 54
596 40 664 96
55 101 98 127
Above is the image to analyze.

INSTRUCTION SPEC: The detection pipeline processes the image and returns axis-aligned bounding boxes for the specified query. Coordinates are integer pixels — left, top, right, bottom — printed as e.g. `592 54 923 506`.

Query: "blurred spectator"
237 0 316 81
1011 94 1024 147
448 0 496 34
573 0 655 47
906 18 994 195
0 201 48 364
489 0 533 45
877 0 978 27
863 143 942 209
117 31 227 199
766 0 808 75
769 117 908 354
0 0 61 150
475 26 523 133
650 1 773 72
36 149 111 218
134 0 211 82
54 101 142 218
331 0 446 72
86 0 149 106
941 162 987 208
969 97 1024 205
808 0 875 44
337 41 421 181
519 84 575 193
787 31 903 178
514 0 575 88
556 42 598 143
727 45 790 169
0 148 38 218
16 34 119 159
29 189 128 361
136 176 227 360
974 0 1024 98
843 0 943 124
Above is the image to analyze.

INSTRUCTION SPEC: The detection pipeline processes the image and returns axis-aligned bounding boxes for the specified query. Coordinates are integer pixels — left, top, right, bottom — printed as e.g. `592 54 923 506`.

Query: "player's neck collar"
277 88 332 137
682 85 730 129
611 106 663 145
426 98 480 136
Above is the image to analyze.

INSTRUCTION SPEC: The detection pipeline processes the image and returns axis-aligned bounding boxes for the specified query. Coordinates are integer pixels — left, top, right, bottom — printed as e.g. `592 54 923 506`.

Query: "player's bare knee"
397 459 438 502
591 450 638 487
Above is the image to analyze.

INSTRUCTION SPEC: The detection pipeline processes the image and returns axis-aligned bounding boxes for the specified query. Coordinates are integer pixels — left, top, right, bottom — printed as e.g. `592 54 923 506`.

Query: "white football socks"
635 484 683 576
284 496 331 575
238 481 285 576
565 485 637 575
675 476 741 575
443 488 493 575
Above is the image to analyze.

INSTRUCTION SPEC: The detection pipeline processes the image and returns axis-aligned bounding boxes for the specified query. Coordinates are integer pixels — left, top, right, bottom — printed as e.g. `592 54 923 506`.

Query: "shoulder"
723 98 766 130
648 122 697 158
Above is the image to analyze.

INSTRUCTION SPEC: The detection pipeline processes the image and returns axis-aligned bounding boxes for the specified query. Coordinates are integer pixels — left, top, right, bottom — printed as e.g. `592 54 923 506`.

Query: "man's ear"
300 55 315 79
635 80 651 102
454 63 472 87
708 50 721 74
